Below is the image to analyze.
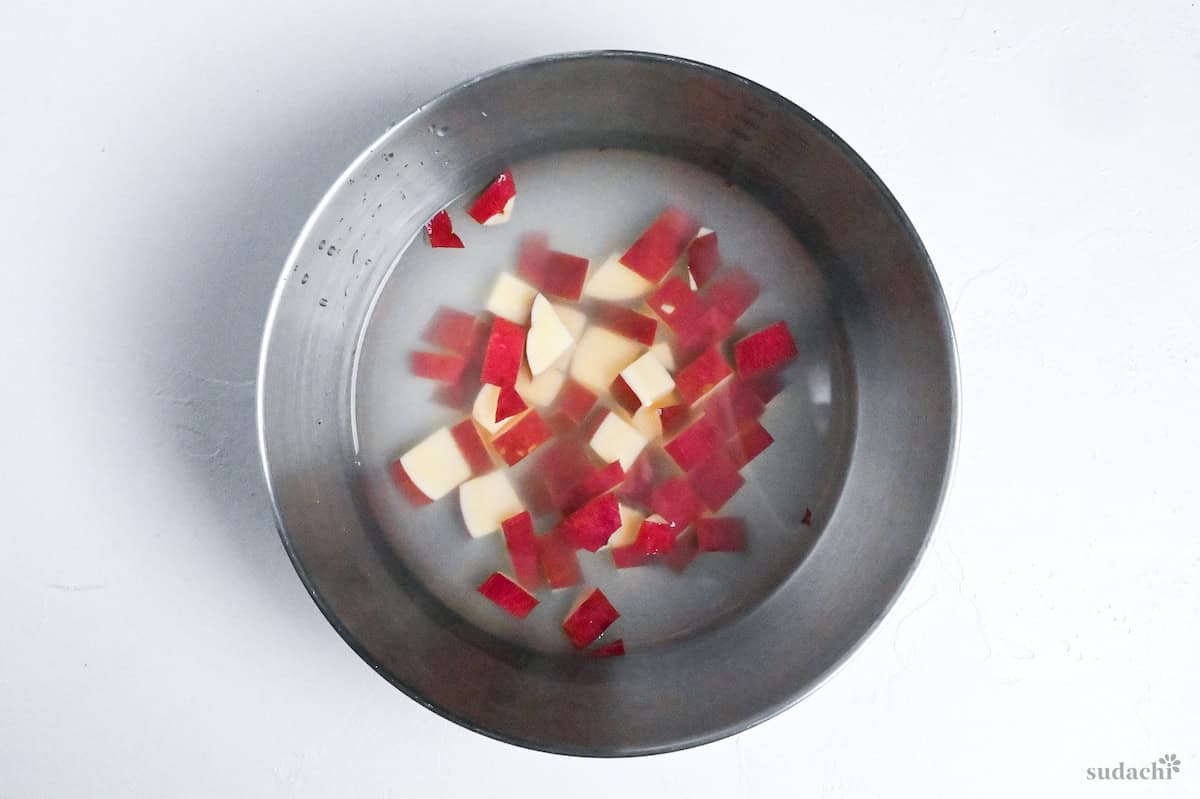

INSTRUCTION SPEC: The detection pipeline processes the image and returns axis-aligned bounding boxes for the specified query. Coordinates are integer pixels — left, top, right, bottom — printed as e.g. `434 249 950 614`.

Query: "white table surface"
2 1 1197 796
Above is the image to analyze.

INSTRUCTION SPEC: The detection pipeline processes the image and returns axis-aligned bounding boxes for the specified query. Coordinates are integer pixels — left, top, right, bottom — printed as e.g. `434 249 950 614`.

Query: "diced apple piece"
659 404 690 437
619 207 699 282
588 412 648 471
388 460 432 507
501 511 543 589
482 196 515 226
616 451 659 509
587 639 626 657
480 317 526 387
477 571 538 618
689 451 745 511
518 235 590 301
629 405 662 442
666 529 699 572
611 543 650 569
646 276 705 334
562 588 620 649
634 515 676 554
398 427 473 501
687 228 720 288
562 492 622 552
651 477 704 529
704 267 760 326
422 307 478 354
675 345 733 405
536 437 596 500
425 209 464 248
747 372 785 403
608 504 645 549
696 517 747 552
559 461 625 514
449 419 493 476
552 303 588 338
410 351 467 383
619 351 675 407
525 294 574 376
649 340 675 371
466 170 517 225
702 379 767 435
472 385 517 434
583 253 655 301
727 420 774 469
516 366 565 407
494 384 527 424
554 378 598 426
459 470 523 537
569 326 644 394
596 303 658 347
538 528 582 589
609 375 642 416
734 322 799 377
485 272 538 324
664 415 722 472
492 410 552 465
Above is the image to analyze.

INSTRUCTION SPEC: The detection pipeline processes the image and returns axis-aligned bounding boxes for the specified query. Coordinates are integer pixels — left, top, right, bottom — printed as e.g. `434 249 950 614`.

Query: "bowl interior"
258 52 957 755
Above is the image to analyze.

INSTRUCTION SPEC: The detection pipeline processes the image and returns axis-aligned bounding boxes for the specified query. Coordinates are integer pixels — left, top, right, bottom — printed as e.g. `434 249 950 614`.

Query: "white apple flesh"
606 504 645 549
620 351 675 407
569 326 644 394
525 294 574 375
582 253 656 301
485 272 538 324
398 427 473 501
473 384 521 434
481 196 515 226
459 470 523 537
588 411 649 470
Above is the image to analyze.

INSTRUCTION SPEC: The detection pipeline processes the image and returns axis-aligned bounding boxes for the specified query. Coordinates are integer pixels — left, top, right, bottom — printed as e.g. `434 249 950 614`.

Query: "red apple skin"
658 405 691 437
609 375 643 416
587 639 626 657
689 451 745 511
435 318 491 408
450 419 493 476
494 384 528 423
410 351 468 383
501 512 543 589
562 588 620 649
734 322 799 377
477 571 539 618
422 307 478 354
675 345 733 405
563 492 622 552
555 379 599 425
559 461 625 514
635 518 677 554
675 306 735 358
703 266 760 326
727 419 775 469
538 530 582 589
612 544 650 569
647 276 706 333
747 372 785 403
517 234 589 300
537 437 597 503
432 382 470 410
388 460 432 507
695 517 747 552
616 451 659 510
425 209 464 248
664 415 723 472
492 410 552 465
687 231 720 288
619 207 699 282
702 379 766 436
596 303 658 347
480 317 527 387
466 170 517 224
651 478 704 529
665 529 699 572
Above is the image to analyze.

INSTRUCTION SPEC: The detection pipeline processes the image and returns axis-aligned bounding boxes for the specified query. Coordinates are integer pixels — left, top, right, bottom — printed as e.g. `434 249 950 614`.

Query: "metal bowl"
257 51 957 756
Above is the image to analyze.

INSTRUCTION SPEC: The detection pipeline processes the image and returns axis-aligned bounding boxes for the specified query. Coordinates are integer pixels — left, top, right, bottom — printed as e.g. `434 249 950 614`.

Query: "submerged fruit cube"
449 419 493 476
466 170 517 225
558 461 625 514
421 307 478 354
410 351 467 383
651 478 704 529
686 229 720 288
689 451 745 511
734 321 799 377
480 317 527 387
477 572 538 618
563 492 622 552
675 345 733 404
501 512 543 589
398 427 473 501
695 517 747 552
663 415 722 472
388 459 432 507
619 207 699 282
492 410 552 465
538 530 582 589
596 303 658 347
459 470 523 537
562 588 620 649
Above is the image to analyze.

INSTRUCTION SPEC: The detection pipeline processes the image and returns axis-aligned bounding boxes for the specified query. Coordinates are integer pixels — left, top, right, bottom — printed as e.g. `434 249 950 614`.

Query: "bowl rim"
256 48 960 757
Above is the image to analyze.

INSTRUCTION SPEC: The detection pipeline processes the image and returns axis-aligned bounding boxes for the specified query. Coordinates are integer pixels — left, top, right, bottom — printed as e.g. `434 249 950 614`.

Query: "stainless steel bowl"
257 51 958 756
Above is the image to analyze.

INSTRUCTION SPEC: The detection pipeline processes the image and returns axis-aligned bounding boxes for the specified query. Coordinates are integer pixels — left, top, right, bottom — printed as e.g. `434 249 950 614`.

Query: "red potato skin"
563 492 622 552
422 307 478 354
562 588 620 649
727 419 775 469
674 345 733 405
695 517 747 552
494 385 528 423
480 318 526 387
492 410 552 465
734 322 799 377
651 478 704 529
425 209 464 248
687 231 720 288
477 572 539 618
555 379 598 425
619 207 699 282
501 512 543 589
664 415 723 472
596 303 658 347
558 461 625 514
609 375 643 416
388 460 432 507
449 419 493 476
466 170 516 224
587 639 626 657
410 351 467 383
538 530 582 589
517 234 590 300
689 451 745 511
